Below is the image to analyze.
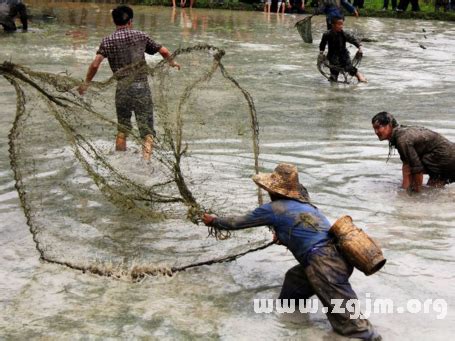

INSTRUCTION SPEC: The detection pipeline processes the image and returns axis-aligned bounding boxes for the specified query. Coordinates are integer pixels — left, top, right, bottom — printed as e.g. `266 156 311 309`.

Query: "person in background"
316 0 358 30
353 0 364 9
277 0 287 13
289 0 306 13
0 0 27 32
381 0 397 11
203 163 381 340
434 0 449 12
78 5 180 161
372 112 455 192
396 0 420 12
180 0 196 9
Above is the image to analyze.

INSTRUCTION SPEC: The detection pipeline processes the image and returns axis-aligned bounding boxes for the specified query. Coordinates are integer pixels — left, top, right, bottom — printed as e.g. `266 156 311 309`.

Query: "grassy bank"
132 0 455 21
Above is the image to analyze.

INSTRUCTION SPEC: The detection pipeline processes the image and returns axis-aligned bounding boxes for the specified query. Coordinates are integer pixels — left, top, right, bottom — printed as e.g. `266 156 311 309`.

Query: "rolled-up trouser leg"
305 245 380 340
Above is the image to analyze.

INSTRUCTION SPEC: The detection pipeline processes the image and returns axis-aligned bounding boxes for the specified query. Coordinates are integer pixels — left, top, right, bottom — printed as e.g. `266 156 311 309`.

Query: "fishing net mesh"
295 15 313 44
317 51 363 84
1 44 272 281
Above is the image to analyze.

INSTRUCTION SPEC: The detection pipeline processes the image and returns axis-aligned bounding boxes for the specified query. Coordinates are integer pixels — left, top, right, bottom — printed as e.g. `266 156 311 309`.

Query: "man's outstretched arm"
77 54 104 95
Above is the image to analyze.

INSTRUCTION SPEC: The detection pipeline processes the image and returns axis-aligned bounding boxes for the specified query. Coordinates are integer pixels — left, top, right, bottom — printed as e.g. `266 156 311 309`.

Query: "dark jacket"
391 126 455 181
319 30 360 64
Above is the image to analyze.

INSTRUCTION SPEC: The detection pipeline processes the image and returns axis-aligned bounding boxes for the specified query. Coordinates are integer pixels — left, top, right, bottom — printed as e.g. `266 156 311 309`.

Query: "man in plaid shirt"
78 5 180 161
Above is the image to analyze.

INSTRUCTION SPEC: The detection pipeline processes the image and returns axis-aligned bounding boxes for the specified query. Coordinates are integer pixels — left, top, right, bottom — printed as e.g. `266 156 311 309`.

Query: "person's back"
392 126 455 178
98 28 161 82
266 199 332 263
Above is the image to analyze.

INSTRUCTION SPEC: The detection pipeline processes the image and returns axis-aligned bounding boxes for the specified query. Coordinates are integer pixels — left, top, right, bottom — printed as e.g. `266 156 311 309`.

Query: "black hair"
331 15 344 24
371 111 399 128
112 5 133 26
372 112 400 161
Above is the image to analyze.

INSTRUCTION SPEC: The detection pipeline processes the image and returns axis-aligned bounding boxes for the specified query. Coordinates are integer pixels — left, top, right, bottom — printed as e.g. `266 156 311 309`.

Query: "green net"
1 44 272 281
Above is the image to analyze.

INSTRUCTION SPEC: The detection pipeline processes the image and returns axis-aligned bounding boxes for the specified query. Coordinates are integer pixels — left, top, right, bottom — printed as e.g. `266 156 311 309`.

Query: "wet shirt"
391 126 455 179
319 30 361 60
212 199 332 264
96 27 162 81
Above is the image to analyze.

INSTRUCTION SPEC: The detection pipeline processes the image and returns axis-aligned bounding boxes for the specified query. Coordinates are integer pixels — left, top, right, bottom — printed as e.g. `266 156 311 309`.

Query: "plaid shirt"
97 27 162 81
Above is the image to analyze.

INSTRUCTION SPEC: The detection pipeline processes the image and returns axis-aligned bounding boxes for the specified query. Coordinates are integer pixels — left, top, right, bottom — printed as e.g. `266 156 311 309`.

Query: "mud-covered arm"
319 33 328 52
345 31 361 48
203 205 276 231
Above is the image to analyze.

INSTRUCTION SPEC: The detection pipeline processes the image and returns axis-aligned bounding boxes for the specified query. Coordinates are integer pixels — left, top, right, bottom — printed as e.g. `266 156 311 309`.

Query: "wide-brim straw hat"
252 163 310 203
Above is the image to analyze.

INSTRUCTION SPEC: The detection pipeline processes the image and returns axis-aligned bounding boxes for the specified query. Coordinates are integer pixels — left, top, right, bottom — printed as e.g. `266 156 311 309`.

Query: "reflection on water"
1 2 454 339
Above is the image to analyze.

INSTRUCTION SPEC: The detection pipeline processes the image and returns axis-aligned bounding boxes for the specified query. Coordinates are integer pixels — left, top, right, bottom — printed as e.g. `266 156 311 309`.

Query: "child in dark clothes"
319 16 366 83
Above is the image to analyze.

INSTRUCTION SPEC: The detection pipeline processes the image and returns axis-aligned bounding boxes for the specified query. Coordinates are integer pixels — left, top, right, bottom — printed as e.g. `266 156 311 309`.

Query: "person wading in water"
78 5 180 161
203 163 381 340
319 16 367 83
372 111 455 192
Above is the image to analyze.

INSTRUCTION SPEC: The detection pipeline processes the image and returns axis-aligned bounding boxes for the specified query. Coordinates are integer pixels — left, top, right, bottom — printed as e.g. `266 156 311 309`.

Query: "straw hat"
252 163 310 203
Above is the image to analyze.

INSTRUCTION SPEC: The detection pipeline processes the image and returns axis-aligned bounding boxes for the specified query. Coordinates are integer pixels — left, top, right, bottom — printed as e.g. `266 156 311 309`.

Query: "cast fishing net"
317 50 363 84
1 44 273 281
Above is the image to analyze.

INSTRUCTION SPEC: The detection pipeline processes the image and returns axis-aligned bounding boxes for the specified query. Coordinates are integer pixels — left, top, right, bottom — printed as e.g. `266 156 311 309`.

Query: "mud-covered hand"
317 52 325 64
202 213 216 226
77 82 89 96
168 59 181 70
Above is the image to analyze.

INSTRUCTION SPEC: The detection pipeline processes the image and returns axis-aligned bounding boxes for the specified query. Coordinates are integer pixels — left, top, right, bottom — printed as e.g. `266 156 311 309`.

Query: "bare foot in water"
356 72 368 83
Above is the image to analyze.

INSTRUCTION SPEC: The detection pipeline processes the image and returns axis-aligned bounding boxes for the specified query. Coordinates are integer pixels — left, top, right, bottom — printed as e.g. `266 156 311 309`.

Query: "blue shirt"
317 0 356 19
213 199 332 263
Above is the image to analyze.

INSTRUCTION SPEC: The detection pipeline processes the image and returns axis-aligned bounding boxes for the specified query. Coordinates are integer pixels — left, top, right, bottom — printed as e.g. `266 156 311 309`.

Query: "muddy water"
0 2 454 339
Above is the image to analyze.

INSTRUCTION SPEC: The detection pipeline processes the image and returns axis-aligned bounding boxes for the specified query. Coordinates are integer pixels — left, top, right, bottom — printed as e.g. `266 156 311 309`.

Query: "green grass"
359 0 455 20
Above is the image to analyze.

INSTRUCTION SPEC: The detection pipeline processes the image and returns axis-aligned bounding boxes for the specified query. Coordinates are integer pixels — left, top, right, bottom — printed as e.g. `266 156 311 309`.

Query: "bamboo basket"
329 215 386 276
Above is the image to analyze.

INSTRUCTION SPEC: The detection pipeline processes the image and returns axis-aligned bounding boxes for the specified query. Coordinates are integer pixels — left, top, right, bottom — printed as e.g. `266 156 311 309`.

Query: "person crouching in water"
319 15 367 83
203 163 381 340
372 111 455 192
